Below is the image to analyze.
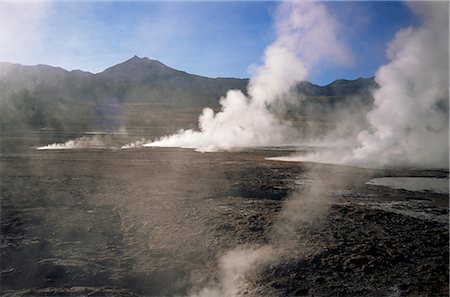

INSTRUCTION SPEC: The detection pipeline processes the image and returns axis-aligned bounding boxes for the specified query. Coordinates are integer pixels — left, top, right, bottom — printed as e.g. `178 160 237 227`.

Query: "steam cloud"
191 246 275 297
146 1 350 152
285 1 449 169
351 2 449 168
120 138 148 149
186 2 346 296
189 172 333 297
188 2 448 295
37 135 109 150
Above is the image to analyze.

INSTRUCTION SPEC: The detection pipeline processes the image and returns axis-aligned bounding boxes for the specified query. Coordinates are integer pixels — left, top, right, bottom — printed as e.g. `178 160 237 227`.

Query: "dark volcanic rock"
1 148 448 296
258 204 449 297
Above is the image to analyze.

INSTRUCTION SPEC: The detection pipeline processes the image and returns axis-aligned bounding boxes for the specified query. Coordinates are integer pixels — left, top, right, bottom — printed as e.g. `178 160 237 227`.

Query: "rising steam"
284 1 449 169
189 170 334 297
145 1 350 152
188 2 448 296
350 2 449 168
37 135 109 150
191 246 275 297
185 2 348 296
120 138 148 149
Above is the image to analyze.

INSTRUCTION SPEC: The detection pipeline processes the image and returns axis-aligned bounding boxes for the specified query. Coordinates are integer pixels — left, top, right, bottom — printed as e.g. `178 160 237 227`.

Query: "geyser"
145 1 350 152
288 1 449 169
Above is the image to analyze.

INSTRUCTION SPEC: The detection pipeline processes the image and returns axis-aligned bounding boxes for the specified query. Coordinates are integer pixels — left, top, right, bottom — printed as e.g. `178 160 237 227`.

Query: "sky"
1 1 418 85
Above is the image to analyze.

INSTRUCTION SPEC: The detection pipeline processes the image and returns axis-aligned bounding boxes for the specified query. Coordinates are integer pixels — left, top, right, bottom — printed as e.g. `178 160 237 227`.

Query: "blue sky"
1 1 417 85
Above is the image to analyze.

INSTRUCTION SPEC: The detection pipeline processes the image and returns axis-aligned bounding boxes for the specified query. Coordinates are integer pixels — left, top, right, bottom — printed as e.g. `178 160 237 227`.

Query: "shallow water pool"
367 177 449 194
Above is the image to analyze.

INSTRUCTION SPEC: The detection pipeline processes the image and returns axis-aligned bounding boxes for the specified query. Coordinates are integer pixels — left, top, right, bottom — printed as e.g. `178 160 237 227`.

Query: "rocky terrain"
1 133 448 296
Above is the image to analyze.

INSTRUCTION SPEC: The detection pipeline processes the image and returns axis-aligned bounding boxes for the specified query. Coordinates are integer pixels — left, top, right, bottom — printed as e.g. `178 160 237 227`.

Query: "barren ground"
1 117 448 296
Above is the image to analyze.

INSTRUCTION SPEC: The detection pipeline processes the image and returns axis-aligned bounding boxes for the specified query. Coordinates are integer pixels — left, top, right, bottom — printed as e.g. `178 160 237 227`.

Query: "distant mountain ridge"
1 56 375 100
0 56 376 134
296 77 376 97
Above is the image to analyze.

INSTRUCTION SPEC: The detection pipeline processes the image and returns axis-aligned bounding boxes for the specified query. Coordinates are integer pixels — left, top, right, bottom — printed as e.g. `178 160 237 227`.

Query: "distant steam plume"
146 1 350 152
37 135 109 150
120 138 148 149
287 1 449 169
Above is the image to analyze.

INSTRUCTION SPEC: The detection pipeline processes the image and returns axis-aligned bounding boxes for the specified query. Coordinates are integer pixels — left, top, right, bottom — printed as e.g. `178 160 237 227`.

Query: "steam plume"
120 138 148 149
191 246 275 297
146 1 350 152
185 3 349 295
350 2 449 168
290 1 449 169
37 135 108 150
189 169 334 297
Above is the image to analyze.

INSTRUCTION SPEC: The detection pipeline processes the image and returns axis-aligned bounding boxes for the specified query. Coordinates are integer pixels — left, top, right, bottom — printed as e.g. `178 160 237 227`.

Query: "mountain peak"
123 55 153 65
129 55 148 62
99 56 182 83
126 55 165 65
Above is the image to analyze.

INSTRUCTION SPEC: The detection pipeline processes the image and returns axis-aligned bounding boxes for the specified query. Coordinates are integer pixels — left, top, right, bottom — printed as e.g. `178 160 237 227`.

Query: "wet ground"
1 132 448 296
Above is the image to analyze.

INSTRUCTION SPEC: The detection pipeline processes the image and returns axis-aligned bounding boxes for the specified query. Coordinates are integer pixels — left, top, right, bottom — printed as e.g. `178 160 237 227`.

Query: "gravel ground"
1 140 448 296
